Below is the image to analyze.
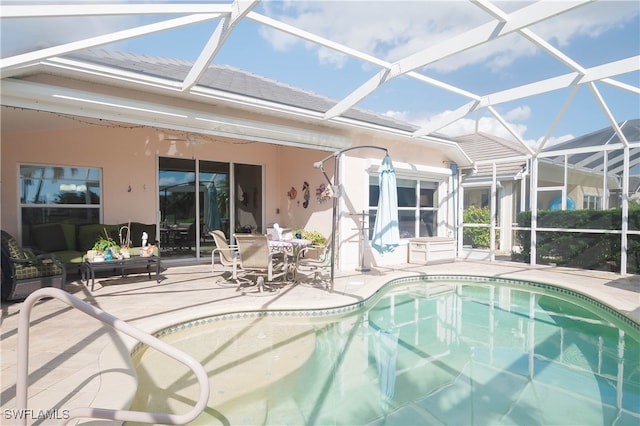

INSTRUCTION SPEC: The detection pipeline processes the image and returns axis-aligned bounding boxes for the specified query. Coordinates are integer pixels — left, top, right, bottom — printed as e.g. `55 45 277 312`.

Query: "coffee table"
81 255 161 290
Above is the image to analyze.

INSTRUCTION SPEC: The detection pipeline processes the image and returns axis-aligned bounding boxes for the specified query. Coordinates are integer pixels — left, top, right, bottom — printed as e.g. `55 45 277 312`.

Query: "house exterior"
453 121 638 270
1 49 473 272
538 119 640 211
452 133 530 254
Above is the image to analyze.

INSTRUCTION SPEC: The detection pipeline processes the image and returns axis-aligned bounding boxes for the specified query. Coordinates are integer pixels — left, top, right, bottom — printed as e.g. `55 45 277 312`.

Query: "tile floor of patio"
1 259 639 425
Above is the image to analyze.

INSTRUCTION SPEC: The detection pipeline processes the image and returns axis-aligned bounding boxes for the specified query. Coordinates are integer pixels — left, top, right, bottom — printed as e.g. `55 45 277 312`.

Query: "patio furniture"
234 234 287 294
268 238 312 279
1 230 66 301
294 244 331 285
210 230 241 280
80 255 161 291
23 221 156 270
174 223 197 251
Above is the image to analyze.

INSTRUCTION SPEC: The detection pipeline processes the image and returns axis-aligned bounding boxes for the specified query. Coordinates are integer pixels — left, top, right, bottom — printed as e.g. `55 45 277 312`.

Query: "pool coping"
132 273 640 358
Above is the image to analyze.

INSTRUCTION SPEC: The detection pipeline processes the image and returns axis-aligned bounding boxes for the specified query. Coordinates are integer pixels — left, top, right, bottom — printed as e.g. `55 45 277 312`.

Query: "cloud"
259 1 638 73
504 106 531 122
535 134 575 148
385 105 550 146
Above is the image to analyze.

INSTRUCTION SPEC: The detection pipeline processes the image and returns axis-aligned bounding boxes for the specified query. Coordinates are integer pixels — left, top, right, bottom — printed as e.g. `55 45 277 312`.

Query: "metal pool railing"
15 287 210 425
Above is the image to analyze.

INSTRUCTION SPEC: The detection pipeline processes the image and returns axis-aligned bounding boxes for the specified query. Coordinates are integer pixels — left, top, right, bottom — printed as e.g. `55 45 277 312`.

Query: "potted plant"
292 229 327 246
91 230 120 260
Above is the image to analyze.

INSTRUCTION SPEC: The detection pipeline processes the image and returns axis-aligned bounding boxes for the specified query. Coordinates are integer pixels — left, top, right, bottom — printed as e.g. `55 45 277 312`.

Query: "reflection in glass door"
234 164 262 235
159 157 197 259
199 161 230 257
159 158 261 260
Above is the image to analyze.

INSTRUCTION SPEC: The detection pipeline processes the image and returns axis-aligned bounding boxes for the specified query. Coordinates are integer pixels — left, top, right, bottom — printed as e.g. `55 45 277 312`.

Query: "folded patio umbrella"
206 183 221 232
371 154 400 254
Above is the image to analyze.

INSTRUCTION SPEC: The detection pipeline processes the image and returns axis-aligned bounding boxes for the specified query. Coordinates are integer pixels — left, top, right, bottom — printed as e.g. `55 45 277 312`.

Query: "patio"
1 259 638 425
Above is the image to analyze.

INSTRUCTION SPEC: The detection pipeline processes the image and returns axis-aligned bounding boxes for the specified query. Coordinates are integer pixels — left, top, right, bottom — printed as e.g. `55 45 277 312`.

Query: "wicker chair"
1 230 66 301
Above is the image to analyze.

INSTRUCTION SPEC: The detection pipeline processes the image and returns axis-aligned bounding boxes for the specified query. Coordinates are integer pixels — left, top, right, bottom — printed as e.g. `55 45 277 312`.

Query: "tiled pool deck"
1 259 639 425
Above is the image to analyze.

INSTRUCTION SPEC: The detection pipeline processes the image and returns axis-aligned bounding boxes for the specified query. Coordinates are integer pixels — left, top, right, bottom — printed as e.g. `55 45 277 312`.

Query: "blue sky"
3 0 640 146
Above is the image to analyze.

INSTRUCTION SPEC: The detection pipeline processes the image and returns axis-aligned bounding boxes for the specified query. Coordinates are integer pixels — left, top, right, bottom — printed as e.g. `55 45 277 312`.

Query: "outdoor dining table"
268 238 312 278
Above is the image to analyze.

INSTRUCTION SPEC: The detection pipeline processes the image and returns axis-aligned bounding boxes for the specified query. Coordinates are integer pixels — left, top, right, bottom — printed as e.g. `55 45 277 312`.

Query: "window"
369 176 439 239
583 194 602 210
20 164 102 227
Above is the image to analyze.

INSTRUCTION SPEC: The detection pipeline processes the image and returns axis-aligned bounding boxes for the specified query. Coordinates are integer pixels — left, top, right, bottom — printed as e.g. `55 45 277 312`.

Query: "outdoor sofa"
23 222 157 272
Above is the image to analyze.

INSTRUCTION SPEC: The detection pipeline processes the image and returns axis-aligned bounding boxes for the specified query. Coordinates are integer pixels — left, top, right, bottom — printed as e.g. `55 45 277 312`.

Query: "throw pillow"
32 224 67 252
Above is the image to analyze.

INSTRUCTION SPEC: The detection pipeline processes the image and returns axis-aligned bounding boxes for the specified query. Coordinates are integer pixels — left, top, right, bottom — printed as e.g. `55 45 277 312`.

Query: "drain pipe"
449 163 459 245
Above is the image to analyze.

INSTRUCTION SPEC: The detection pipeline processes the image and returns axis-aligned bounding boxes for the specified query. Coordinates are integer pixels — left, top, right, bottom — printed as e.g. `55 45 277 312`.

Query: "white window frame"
18 162 103 241
366 161 451 241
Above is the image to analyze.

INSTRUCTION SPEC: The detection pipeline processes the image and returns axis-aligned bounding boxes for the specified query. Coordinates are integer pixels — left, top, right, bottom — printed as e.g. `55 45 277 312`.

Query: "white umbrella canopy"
371 154 400 254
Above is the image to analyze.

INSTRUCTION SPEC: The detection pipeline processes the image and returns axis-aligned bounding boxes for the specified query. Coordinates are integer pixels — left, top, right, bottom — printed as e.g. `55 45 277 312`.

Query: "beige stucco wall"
336 135 455 269
2 107 461 271
1 113 331 242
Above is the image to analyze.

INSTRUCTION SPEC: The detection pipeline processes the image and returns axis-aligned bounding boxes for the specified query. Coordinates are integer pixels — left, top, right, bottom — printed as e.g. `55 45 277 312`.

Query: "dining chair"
294 244 331 285
234 234 287 294
210 230 241 280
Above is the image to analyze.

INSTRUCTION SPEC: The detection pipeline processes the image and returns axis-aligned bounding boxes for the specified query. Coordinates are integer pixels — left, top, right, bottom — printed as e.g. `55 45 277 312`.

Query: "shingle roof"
65 49 419 133
452 133 529 181
541 119 640 175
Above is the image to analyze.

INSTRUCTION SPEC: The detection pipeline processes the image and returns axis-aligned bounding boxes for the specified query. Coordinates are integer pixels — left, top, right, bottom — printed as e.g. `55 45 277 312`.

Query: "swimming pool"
129 275 640 425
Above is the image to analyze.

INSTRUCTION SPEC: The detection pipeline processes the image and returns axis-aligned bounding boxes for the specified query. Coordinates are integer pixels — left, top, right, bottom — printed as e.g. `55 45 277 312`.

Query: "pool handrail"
16 287 210 425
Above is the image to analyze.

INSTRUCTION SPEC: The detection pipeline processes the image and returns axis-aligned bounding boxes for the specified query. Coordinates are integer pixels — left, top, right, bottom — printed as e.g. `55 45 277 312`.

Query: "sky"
2 0 640 147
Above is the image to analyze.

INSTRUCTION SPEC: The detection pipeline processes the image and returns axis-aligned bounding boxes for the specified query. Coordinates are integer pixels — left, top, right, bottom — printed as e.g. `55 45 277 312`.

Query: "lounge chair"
234 234 287 294
1 230 66 301
210 230 241 280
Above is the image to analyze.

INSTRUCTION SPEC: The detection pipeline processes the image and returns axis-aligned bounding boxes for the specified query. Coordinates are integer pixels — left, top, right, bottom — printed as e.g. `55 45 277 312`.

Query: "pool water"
129 277 640 425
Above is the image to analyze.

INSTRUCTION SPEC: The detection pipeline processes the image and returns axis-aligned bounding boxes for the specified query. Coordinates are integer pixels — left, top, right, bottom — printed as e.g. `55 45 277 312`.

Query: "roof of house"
452 133 530 182
66 49 420 134
541 118 640 176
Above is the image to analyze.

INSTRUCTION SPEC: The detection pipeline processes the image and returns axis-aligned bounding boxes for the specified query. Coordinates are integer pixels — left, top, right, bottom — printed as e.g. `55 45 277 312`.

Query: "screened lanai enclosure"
460 119 640 275
2 1 639 274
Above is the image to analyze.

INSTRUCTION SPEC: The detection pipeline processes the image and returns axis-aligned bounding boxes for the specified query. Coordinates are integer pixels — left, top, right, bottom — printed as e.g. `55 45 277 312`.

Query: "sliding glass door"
199 160 230 240
234 163 263 235
159 157 197 259
158 157 261 260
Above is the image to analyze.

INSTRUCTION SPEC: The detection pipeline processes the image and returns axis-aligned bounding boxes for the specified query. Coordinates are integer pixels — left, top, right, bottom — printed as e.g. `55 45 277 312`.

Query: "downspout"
490 162 497 262
449 163 459 245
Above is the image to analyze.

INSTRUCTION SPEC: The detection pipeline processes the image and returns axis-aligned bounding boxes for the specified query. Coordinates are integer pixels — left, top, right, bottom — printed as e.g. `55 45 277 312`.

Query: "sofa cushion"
77 224 119 253
32 224 67 252
59 224 77 252
52 250 85 265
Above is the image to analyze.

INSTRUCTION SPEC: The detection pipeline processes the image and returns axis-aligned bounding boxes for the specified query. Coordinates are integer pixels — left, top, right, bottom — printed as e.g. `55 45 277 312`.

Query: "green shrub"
514 208 640 273
292 229 327 246
463 206 498 248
